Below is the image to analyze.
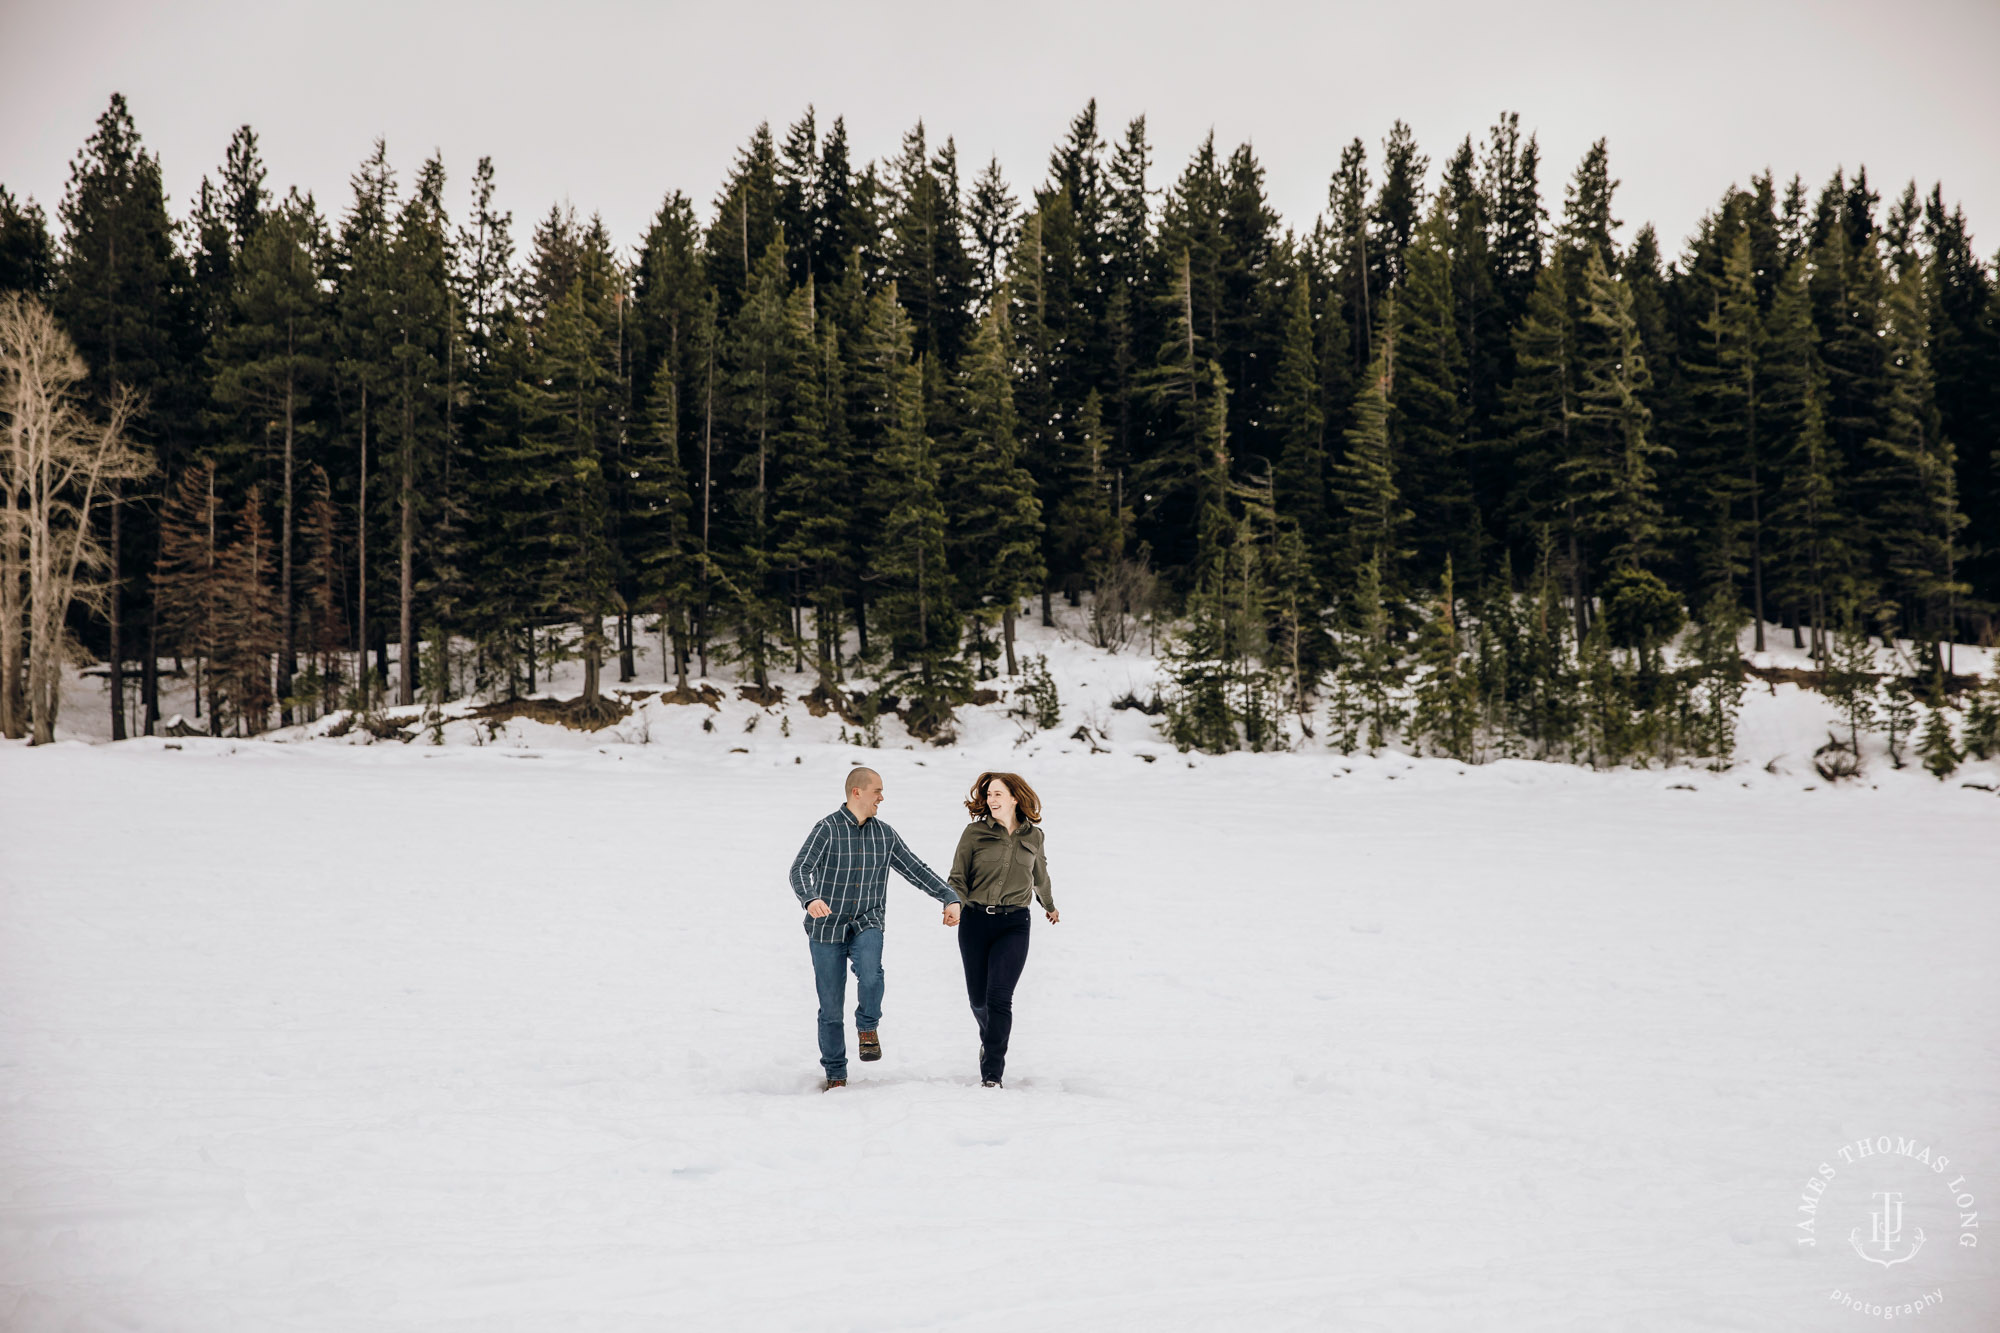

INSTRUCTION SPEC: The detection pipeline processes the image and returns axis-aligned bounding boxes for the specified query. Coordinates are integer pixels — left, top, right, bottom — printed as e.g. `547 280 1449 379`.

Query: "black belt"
971 902 1026 915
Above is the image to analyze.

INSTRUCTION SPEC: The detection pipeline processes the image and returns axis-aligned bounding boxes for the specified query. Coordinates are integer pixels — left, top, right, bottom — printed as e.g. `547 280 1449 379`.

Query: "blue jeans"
809 927 883 1079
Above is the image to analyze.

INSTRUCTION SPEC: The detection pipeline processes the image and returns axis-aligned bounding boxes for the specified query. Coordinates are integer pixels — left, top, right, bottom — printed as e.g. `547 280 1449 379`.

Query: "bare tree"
0 295 152 744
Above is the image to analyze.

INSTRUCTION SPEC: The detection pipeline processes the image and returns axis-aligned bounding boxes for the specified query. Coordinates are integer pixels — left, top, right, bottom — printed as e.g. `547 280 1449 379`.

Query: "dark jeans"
808 927 883 1080
957 906 1031 1082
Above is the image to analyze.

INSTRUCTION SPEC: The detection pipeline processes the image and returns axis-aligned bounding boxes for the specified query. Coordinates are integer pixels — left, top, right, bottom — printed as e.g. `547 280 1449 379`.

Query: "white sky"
5 0 1998 265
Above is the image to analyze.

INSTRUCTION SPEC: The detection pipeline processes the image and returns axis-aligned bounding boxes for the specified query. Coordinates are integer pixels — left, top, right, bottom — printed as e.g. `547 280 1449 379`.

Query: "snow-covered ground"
4 614 1998 1330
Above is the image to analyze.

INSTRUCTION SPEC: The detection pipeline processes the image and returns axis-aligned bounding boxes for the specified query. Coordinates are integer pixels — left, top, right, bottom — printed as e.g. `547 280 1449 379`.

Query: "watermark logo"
1794 1133 1980 1318
1855 1190 1922 1267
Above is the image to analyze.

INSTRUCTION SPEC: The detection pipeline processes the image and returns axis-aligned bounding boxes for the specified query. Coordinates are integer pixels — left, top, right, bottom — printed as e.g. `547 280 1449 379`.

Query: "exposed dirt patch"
470 694 633 732
1743 663 1983 696
656 683 723 709
737 683 785 707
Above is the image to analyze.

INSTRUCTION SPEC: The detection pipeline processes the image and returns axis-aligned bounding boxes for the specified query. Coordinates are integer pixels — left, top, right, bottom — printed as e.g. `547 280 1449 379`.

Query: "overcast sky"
5 0 1999 264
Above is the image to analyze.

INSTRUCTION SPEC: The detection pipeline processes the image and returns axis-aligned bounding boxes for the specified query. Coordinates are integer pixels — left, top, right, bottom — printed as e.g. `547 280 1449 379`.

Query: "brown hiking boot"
858 1030 881 1062
822 1077 846 1091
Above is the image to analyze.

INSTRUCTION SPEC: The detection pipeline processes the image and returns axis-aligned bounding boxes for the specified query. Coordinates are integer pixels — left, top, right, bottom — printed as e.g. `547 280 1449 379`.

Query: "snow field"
2 736 1996 1331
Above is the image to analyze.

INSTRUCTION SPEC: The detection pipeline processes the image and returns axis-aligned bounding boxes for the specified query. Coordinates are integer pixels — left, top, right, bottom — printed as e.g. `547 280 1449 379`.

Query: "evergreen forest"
4 95 1998 771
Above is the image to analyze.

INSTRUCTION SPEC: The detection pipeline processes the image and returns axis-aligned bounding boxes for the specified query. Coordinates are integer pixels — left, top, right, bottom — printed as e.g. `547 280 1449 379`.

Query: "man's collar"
837 804 864 826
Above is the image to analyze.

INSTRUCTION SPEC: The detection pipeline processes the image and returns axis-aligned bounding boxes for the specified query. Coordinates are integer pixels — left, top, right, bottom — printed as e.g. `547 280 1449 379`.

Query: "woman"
947 771 1059 1088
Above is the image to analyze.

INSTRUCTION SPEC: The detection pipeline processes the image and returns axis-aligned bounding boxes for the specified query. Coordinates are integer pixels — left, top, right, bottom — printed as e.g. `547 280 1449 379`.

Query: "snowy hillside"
37 599 2000 797
5 604 1998 1330
3 710 1997 1330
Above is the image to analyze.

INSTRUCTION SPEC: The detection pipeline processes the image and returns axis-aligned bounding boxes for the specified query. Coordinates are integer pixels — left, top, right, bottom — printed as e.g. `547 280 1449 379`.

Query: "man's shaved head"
844 767 880 797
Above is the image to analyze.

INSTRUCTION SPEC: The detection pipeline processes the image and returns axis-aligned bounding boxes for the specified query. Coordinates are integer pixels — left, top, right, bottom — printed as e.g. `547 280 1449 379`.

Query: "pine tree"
1922 189 2000 611
1134 248 1209 574
1567 249 1671 574
384 158 458 704
886 123 978 370
1392 202 1472 581
1164 363 1259 753
1809 175 1889 485
333 140 401 705
1370 121 1428 293
722 237 792 685
1686 589 1747 764
629 340 698 689
511 225 619 711
1331 311 1411 584
1497 254 1584 624
769 277 829 676
1269 264 1328 552
0 187 57 295
945 296 1043 677
1340 552 1405 753
1917 671 1959 779
1768 372 1852 662
773 279 852 690
1105 117 1155 472
1327 138 1374 373
1867 265 1968 654
858 286 962 730
965 157 1019 309
208 190 331 722
56 93 192 739
1820 605 1879 766
1410 556 1478 760
707 123 781 319
1440 136 1501 436
1481 113 1544 339
294 462 346 715
1559 140 1620 271
1682 223 1766 637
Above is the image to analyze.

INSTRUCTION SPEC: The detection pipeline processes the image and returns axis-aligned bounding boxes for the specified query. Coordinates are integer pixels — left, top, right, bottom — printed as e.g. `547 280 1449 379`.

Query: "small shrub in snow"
1918 677 1960 779
1963 679 2000 761
1881 672 1918 769
1015 655 1061 732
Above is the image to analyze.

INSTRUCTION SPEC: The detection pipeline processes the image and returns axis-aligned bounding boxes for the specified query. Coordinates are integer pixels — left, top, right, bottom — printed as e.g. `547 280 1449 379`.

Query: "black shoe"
859 1030 881 1062
981 1079 1002 1088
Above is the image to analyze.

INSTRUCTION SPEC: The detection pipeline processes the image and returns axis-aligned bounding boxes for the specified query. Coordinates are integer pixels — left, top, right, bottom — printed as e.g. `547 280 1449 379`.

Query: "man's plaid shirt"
789 805 959 943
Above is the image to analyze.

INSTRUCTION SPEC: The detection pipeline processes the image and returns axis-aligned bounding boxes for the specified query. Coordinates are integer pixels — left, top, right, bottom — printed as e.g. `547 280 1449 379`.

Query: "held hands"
943 903 962 927
806 899 832 919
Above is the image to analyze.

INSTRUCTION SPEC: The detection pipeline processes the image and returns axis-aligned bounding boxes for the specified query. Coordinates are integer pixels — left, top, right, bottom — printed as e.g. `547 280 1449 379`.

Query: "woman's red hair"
964 771 1043 824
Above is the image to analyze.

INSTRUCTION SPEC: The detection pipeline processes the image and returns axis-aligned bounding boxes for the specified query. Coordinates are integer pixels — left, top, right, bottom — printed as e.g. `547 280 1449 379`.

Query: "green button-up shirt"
947 817 1056 912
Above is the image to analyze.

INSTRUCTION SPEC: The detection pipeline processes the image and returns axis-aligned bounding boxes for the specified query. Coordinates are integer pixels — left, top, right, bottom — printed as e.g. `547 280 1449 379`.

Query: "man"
789 766 961 1091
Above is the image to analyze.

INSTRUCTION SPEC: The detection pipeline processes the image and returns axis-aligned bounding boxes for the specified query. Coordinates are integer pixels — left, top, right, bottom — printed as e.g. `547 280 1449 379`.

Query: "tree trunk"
619 607 635 681
280 355 297 725
108 489 125 740
581 624 601 705
0 466 21 739
1040 585 1053 628
398 379 415 707
141 603 158 734
1002 603 1017 677
356 384 369 709
1748 459 1765 654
